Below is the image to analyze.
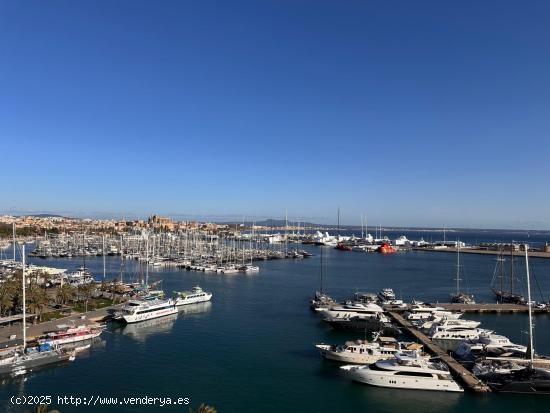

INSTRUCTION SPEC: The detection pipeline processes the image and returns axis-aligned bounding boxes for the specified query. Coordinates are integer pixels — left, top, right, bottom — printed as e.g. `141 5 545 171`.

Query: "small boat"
174 286 212 306
377 242 396 254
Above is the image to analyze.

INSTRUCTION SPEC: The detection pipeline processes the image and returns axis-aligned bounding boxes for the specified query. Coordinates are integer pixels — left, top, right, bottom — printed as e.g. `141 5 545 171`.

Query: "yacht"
316 336 421 364
455 332 527 363
117 298 178 323
340 350 463 392
418 317 481 333
430 325 493 352
310 291 336 312
323 313 401 336
378 288 396 301
174 286 212 306
322 302 384 319
37 324 104 346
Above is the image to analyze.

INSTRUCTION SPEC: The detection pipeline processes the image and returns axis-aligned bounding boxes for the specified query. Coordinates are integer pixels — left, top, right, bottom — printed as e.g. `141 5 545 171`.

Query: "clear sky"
1 1 549 228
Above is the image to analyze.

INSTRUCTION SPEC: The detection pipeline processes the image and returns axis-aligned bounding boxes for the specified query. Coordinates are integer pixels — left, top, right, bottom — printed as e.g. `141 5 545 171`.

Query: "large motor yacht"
430 325 493 352
321 302 384 319
340 350 463 392
316 336 421 364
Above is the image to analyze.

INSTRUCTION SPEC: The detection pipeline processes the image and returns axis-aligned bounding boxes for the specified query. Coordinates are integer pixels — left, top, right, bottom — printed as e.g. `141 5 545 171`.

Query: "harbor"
0 228 549 411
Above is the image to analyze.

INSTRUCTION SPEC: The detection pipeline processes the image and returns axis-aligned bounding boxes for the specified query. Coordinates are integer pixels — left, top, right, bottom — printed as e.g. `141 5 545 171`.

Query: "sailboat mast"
145 235 149 286
510 247 514 294
525 245 534 365
12 222 16 261
456 242 460 295
102 234 106 281
319 246 323 294
22 244 27 350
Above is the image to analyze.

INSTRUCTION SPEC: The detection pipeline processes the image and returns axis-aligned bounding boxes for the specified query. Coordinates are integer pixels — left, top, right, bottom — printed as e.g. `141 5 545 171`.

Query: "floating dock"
387 311 491 393
413 247 550 259
437 303 550 314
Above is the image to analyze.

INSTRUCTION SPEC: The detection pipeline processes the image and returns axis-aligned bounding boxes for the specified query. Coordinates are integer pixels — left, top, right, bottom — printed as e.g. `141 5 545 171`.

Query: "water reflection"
119 313 178 341
351 381 462 413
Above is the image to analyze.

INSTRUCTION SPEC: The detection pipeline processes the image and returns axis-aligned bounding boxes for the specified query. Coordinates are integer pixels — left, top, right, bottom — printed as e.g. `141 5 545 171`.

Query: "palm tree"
56 284 74 306
189 404 217 413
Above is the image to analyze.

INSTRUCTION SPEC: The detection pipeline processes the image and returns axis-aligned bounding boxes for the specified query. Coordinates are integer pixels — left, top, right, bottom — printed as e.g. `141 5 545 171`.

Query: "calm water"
2 244 550 412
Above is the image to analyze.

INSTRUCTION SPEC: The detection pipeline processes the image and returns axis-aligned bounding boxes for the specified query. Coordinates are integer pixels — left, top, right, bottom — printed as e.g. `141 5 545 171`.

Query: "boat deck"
387 311 491 393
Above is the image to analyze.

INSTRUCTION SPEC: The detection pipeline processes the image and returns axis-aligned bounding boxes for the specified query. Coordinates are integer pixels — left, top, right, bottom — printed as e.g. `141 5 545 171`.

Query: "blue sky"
1 1 549 228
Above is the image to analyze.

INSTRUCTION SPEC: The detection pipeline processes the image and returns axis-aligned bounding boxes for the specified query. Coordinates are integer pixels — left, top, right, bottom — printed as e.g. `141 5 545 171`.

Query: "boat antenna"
525 244 534 366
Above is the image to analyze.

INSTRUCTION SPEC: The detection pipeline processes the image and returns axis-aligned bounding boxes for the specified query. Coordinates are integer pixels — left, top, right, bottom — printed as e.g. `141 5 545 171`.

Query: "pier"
0 304 123 345
413 247 550 259
438 303 550 313
387 311 491 393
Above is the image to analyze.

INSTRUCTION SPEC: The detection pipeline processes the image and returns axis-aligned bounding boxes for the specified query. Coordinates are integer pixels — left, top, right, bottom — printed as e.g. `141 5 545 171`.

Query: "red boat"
335 242 352 252
377 242 396 254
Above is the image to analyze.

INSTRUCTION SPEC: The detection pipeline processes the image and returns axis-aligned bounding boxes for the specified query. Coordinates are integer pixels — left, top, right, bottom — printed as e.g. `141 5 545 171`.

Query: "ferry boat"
340 350 463 392
174 286 212 306
316 336 421 364
118 298 178 323
37 324 104 346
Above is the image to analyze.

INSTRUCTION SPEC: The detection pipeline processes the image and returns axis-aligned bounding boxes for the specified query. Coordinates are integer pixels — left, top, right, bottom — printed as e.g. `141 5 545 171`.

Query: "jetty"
0 304 123 345
438 303 550 314
413 247 550 259
387 311 491 393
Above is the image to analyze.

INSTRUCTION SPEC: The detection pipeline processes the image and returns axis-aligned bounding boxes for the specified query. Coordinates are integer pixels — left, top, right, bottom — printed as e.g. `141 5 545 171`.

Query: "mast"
319 245 323 294
525 245 534 365
337 207 340 238
12 222 16 261
510 246 514 294
22 244 27 350
145 235 149 286
457 242 461 294
102 234 106 281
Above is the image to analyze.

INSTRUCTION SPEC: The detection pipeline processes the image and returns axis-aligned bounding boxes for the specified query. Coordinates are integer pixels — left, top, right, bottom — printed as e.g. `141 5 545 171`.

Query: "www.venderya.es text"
10 395 190 408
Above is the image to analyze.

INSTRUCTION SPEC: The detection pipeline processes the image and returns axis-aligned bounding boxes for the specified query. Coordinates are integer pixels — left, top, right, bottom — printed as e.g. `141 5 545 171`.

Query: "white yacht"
455 332 527 361
430 325 493 352
418 316 481 332
316 336 421 364
174 286 212 306
118 298 178 323
340 350 463 392
378 288 396 301
322 302 384 319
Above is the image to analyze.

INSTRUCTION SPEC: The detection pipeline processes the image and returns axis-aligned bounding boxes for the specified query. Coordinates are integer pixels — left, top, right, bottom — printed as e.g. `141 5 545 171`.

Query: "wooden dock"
387 311 491 393
413 247 550 259
438 303 549 314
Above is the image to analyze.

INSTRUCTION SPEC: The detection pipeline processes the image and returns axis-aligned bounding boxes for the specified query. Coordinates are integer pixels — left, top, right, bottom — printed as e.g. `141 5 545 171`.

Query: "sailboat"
491 246 526 305
474 245 550 393
309 247 335 311
449 243 475 304
0 245 75 376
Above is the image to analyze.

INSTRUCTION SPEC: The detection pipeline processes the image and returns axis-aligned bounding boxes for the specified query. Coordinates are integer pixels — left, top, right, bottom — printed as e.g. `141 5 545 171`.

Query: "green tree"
189 404 217 413
56 284 74 305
